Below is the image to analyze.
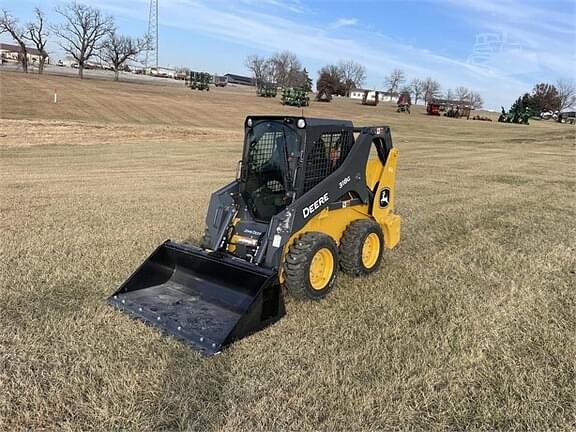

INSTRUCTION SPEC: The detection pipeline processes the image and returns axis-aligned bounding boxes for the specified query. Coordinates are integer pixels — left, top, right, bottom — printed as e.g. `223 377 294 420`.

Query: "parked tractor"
188 71 212 91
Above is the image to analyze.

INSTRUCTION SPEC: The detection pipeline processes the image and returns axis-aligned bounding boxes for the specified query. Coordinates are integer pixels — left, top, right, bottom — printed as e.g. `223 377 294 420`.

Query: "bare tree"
0 10 29 73
468 91 484 109
245 54 279 86
53 2 114 79
100 32 147 81
271 51 302 88
454 86 470 101
286 64 305 88
245 54 268 85
556 79 576 111
22 7 49 74
422 77 441 104
338 60 367 96
409 78 424 105
262 59 277 85
246 51 308 88
384 68 405 93
400 85 411 94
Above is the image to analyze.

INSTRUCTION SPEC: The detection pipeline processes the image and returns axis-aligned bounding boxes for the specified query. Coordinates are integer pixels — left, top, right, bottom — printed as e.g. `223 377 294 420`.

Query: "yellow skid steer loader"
109 116 400 355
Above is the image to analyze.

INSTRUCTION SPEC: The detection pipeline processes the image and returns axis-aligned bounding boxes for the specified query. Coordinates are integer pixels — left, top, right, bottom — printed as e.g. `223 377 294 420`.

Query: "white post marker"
54 88 57 103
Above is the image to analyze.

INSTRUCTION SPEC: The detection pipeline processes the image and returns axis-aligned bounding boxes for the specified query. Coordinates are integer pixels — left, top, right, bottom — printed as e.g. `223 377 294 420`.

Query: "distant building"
224 73 255 86
0 42 49 65
350 89 366 99
350 88 399 102
378 91 399 102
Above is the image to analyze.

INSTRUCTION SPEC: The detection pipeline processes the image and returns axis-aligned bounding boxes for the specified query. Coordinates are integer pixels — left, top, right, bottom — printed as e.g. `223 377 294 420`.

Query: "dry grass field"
1 70 575 431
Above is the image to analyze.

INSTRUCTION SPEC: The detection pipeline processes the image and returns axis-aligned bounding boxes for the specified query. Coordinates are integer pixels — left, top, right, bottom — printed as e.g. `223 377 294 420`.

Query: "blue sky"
3 0 575 109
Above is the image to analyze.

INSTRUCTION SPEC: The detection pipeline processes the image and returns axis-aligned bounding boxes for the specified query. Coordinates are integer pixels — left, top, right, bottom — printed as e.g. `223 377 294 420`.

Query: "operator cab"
240 116 355 223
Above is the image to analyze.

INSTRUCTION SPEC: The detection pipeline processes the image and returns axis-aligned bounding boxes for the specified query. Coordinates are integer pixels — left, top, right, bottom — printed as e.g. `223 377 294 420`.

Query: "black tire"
340 219 384 276
284 232 339 300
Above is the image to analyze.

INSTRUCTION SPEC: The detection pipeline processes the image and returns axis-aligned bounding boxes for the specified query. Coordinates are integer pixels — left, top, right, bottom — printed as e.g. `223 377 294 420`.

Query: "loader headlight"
297 118 306 129
247 118 253 127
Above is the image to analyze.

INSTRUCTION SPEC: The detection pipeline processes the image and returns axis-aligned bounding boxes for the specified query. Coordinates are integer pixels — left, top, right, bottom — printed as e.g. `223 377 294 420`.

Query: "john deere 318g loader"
109 116 401 355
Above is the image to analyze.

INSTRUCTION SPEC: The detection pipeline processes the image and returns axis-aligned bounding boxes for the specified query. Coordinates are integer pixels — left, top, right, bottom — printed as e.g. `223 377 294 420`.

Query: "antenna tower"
145 0 159 70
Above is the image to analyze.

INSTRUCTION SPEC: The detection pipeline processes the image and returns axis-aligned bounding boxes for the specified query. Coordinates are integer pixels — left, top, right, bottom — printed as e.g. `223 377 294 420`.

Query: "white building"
379 91 399 102
350 88 399 102
350 89 367 100
0 43 48 65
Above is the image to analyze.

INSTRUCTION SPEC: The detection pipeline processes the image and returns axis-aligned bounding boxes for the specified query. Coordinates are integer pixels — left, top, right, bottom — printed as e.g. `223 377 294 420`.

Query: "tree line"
1 3 148 80
381 69 485 108
245 52 312 91
247 55 485 108
510 81 576 113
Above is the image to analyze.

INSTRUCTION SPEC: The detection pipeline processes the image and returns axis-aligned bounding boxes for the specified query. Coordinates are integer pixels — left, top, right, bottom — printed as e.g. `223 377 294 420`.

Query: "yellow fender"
279 149 401 282
366 148 401 249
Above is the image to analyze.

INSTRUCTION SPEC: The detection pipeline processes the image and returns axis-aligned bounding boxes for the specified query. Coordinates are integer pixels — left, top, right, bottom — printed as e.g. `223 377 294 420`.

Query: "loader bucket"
108 241 285 355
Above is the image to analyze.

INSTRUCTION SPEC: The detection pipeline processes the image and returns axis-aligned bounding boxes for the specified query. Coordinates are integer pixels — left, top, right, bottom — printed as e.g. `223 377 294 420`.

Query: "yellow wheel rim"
362 233 380 269
309 248 334 290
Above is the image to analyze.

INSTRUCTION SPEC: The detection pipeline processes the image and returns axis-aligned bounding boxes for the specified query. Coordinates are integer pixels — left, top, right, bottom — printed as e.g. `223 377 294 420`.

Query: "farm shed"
0 43 48 65
224 73 255 86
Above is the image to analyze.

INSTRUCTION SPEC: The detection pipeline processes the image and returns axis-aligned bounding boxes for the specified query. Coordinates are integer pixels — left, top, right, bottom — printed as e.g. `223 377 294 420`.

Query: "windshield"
241 120 300 222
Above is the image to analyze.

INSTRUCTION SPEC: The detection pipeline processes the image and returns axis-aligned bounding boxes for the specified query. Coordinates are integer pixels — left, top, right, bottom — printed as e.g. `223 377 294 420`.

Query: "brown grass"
1 70 575 431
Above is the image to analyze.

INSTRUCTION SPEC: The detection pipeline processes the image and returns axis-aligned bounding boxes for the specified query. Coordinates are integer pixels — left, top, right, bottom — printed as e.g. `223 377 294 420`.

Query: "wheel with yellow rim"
284 232 339 300
340 219 384 276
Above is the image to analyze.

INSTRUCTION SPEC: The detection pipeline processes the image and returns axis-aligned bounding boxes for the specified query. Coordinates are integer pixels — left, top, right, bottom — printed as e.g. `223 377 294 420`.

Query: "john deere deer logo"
379 188 390 208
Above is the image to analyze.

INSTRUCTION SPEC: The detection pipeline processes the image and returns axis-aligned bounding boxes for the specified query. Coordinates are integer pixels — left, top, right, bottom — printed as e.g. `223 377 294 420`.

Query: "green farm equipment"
257 83 277 98
188 72 212 91
558 112 576 124
281 88 310 107
498 106 531 125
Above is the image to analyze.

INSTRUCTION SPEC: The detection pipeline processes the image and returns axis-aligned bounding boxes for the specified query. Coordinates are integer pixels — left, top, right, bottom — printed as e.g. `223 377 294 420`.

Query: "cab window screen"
247 131 285 192
303 131 353 193
241 121 299 221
